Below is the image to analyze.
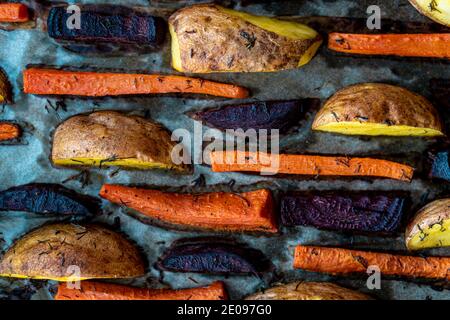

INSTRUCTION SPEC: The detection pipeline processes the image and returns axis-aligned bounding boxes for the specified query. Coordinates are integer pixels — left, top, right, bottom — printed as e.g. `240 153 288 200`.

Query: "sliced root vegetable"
56 281 227 300
0 69 12 103
0 122 20 141
406 198 450 250
0 3 29 23
328 33 450 59
294 245 450 280
210 151 414 182
23 68 249 99
408 0 450 27
99 185 277 233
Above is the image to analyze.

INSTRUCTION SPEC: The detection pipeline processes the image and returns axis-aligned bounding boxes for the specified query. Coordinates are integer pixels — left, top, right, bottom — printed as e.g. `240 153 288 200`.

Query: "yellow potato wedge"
245 282 372 300
169 4 322 73
0 223 146 281
406 199 450 250
312 83 444 137
409 0 450 27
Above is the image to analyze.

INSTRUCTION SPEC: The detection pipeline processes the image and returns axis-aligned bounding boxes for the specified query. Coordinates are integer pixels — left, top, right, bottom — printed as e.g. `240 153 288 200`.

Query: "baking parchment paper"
0 0 449 300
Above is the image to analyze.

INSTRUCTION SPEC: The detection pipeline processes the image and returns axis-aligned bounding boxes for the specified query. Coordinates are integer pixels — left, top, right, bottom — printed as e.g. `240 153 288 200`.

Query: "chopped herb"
240 30 256 50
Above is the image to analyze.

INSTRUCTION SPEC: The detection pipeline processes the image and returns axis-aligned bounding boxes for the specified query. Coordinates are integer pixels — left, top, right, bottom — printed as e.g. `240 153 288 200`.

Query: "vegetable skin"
328 33 450 59
99 185 277 233
0 122 20 141
0 69 12 103
281 192 406 234
0 183 100 216
0 3 29 23
23 68 249 99
294 245 450 280
210 151 414 182
55 281 227 300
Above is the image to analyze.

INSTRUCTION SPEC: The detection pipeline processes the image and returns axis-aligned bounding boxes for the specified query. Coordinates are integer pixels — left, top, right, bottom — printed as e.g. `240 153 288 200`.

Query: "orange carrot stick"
294 245 450 280
0 3 29 23
0 122 21 141
23 68 249 99
99 185 277 233
210 151 414 182
329 33 450 59
55 281 228 300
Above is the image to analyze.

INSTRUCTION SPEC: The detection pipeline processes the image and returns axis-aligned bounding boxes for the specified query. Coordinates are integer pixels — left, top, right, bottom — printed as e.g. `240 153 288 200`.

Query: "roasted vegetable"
281 192 406 234
190 99 317 133
294 245 450 280
56 281 227 300
52 111 185 171
169 4 322 72
0 183 100 216
23 68 249 99
0 69 12 103
408 0 450 27
312 83 444 137
0 224 145 281
210 151 414 182
99 185 277 233
157 238 272 275
245 282 371 300
48 5 165 54
328 33 450 59
0 122 20 141
429 150 450 182
405 199 450 250
0 3 29 23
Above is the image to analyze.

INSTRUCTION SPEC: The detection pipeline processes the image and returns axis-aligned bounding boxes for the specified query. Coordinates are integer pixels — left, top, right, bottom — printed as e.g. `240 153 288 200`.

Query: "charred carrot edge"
294 245 450 280
329 33 450 59
0 3 29 23
55 281 228 300
0 122 21 141
99 184 278 233
23 68 249 99
210 151 414 182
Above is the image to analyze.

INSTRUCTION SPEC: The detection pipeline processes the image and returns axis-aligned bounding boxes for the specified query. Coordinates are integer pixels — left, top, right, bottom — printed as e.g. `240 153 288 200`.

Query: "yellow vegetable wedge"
408 0 450 27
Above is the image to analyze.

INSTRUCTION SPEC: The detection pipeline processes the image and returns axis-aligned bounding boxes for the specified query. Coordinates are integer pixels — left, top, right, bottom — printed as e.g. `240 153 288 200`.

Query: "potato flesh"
314 122 444 137
0 273 91 281
53 158 180 170
409 0 450 27
407 219 450 250
170 24 183 72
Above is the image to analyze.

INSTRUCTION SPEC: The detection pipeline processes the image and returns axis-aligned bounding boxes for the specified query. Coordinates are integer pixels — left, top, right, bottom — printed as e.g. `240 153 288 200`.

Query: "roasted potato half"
405 199 450 250
0 69 11 103
409 0 450 27
312 83 444 137
169 4 322 73
52 111 186 171
0 223 146 281
245 282 371 300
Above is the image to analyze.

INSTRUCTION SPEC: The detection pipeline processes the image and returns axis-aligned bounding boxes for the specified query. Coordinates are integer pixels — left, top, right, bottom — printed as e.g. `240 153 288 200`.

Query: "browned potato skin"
0 224 146 280
169 4 321 72
312 83 444 134
245 282 372 300
52 111 184 170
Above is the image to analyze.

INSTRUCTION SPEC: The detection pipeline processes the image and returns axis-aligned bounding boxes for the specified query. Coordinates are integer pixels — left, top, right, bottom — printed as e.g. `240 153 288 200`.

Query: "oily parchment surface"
0 0 449 300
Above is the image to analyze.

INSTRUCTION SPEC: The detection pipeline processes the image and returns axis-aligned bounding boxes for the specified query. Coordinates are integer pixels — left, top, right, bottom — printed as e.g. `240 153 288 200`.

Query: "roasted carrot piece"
55 281 227 300
0 3 29 23
210 151 414 182
0 122 20 141
23 68 249 99
294 245 450 280
329 33 450 59
99 185 277 233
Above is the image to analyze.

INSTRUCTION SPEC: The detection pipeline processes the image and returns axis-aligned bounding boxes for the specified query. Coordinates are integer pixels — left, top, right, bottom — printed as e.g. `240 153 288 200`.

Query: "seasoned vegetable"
157 238 271 275
294 245 450 280
56 281 227 300
210 151 414 181
190 99 316 133
169 4 322 72
0 183 100 216
405 199 450 250
245 282 371 300
0 69 11 103
23 68 249 99
408 0 450 27
429 150 450 182
0 122 20 141
281 192 406 234
0 3 29 23
0 224 145 281
329 33 450 59
99 185 277 233
52 111 186 171
48 5 165 53
312 83 444 137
